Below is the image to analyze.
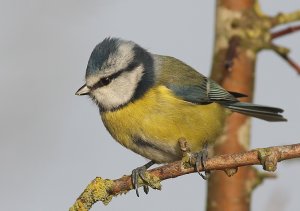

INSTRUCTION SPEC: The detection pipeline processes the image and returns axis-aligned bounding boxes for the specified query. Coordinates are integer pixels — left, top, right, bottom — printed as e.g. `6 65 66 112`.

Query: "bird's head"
76 38 154 111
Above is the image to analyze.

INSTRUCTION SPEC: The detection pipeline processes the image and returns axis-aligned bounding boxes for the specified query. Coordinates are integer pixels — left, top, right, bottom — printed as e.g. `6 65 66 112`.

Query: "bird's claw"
131 161 156 197
132 166 147 197
194 143 210 180
178 138 210 179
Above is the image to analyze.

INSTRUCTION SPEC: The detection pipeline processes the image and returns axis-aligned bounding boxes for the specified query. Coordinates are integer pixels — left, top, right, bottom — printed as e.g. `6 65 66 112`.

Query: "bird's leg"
194 142 210 180
131 160 155 197
178 138 193 168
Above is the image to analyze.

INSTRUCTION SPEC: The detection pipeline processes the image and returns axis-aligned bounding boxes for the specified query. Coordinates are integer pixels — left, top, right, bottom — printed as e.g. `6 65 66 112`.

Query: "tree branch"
270 10 300 27
279 54 300 74
70 143 300 211
271 44 300 74
271 25 300 39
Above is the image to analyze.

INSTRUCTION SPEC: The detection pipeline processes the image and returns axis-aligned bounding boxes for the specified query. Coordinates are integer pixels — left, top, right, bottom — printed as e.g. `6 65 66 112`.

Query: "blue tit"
76 37 286 195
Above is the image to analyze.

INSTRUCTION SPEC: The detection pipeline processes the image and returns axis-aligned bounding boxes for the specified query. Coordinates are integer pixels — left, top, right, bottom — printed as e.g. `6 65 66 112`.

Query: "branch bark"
70 143 300 211
271 25 300 39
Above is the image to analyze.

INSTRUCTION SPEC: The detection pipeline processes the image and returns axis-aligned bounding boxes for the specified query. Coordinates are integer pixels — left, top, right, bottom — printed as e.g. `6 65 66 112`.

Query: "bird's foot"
132 165 149 197
193 143 211 180
131 161 161 197
178 138 210 179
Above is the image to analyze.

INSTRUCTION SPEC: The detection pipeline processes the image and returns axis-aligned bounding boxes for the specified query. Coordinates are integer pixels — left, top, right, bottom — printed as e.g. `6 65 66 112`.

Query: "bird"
75 37 286 196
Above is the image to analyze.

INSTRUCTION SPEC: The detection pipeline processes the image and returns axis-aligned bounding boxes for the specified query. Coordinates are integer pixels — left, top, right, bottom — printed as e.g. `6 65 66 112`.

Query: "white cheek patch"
92 65 144 110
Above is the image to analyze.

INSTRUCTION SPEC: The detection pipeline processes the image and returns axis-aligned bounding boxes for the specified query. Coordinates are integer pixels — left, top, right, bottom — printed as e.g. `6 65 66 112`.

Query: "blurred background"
0 0 299 210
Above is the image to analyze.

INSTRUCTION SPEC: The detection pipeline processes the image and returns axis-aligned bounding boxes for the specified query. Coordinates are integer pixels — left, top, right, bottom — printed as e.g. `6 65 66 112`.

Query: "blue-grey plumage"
76 37 286 164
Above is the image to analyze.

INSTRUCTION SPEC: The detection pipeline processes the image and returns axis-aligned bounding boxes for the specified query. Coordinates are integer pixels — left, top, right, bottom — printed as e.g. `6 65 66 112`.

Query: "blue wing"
155 56 285 121
167 77 239 104
156 55 240 104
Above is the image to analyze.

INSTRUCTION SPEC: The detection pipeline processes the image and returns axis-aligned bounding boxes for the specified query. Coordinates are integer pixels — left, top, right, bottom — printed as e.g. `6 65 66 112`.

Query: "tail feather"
222 102 287 122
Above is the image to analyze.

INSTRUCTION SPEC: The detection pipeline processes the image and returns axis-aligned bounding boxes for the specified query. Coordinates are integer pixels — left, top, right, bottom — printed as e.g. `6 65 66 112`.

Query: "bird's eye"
100 77 111 86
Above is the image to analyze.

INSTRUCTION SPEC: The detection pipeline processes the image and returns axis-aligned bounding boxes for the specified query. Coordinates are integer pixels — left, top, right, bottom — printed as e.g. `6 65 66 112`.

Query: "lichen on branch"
70 143 300 211
270 10 300 27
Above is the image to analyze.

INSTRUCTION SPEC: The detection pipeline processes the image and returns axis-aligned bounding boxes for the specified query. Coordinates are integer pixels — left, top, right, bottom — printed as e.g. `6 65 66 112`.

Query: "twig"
70 143 300 211
270 10 300 27
279 54 300 74
271 45 300 74
271 25 300 39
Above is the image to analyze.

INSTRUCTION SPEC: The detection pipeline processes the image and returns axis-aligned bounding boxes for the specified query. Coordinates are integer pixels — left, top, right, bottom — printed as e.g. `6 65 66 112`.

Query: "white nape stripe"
102 41 135 76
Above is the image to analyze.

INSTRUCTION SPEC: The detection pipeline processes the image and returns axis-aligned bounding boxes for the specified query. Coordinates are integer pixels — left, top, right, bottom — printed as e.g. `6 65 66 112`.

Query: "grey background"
1 0 299 210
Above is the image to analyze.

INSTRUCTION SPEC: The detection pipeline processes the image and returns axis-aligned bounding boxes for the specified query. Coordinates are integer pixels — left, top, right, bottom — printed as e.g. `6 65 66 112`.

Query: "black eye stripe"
91 61 140 90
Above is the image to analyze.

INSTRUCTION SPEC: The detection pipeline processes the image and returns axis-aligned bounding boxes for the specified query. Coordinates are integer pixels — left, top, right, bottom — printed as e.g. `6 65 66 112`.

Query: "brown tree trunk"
206 1 259 210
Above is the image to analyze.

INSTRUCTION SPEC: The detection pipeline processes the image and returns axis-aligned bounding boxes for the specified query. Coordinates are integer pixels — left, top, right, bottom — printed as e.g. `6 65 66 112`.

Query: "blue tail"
222 102 287 122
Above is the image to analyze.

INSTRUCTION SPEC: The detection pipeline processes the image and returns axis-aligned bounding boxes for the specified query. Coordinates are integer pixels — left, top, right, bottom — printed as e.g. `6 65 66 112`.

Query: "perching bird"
76 37 286 196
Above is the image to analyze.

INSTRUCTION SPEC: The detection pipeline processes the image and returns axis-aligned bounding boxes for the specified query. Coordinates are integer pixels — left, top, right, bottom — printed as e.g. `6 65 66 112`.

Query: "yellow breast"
101 85 228 163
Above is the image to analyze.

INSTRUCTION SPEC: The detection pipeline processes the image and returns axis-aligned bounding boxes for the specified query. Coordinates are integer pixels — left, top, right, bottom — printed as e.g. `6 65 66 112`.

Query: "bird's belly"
101 86 227 163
